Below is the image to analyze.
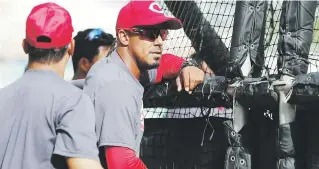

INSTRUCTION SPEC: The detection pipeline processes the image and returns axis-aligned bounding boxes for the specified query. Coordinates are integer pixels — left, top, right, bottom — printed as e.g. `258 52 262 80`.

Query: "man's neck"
116 48 141 80
27 62 66 78
72 71 86 80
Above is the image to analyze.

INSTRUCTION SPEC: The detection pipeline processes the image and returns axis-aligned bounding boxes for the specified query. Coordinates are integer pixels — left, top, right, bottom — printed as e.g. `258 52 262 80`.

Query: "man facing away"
83 1 206 169
0 3 103 169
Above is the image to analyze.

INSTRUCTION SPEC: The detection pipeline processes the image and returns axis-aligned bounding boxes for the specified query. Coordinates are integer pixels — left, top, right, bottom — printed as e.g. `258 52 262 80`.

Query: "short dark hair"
72 29 115 72
28 45 68 64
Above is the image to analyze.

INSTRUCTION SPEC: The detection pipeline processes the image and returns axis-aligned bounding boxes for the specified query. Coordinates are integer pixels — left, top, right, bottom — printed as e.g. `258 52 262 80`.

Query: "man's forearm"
67 157 103 169
156 54 213 83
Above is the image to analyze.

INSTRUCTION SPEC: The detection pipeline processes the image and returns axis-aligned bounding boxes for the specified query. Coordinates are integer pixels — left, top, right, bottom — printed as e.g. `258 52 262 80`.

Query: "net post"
224 1 268 169
276 1 317 169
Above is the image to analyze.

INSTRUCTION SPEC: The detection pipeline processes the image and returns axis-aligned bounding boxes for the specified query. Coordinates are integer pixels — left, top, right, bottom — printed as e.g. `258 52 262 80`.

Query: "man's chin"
147 63 160 69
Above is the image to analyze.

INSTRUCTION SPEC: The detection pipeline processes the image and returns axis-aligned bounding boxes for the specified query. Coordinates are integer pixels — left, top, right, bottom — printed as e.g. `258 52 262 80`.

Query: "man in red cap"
83 1 206 169
0 3 103 169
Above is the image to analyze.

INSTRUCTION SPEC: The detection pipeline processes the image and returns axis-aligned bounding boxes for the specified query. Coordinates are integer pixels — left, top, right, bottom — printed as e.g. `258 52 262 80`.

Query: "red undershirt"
106 147 147 169
155 53 185 83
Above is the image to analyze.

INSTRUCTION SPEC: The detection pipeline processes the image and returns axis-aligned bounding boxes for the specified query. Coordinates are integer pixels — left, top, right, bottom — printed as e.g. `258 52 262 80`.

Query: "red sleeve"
155 53 185 83
105 147 147 169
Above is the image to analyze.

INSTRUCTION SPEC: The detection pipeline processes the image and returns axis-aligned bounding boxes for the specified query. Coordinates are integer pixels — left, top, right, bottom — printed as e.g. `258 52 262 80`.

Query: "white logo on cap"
149 2 164 14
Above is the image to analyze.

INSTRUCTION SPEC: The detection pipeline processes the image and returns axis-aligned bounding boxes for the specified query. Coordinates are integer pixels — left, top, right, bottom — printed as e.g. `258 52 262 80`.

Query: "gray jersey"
0 70 99 169
71 67 157 90
83 51 145 157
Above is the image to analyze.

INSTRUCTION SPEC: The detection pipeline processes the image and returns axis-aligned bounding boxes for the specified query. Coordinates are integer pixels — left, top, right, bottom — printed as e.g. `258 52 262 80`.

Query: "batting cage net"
141 1 319 169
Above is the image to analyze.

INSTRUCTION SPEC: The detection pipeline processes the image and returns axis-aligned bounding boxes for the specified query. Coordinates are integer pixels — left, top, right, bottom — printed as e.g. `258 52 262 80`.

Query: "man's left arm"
153 53 185 83
150 53 212 94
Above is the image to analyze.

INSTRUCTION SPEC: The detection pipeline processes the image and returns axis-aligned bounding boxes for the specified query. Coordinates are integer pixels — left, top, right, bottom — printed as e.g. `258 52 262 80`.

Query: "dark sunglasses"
85 28 104 41
127 28 169 41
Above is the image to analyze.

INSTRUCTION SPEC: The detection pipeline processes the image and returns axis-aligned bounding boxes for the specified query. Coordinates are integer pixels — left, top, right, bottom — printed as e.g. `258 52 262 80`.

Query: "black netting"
142 0 319 120
141 117 228 169
141 1 319 169
263 1 319 75
158 1 319 76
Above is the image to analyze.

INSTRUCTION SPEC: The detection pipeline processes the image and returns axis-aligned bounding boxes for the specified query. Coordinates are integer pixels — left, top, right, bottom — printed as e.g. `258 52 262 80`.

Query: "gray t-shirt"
71 67 157 90
0 70 99 169
83 51 145 157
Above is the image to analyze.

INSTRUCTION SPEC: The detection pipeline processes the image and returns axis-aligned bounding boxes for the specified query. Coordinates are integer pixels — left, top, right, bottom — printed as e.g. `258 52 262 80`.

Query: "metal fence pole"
225 1 268 169
276 1 317 169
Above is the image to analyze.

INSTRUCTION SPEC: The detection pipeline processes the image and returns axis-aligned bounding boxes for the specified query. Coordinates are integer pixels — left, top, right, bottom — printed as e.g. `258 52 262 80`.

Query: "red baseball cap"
116 0 182 31
25 2 74 49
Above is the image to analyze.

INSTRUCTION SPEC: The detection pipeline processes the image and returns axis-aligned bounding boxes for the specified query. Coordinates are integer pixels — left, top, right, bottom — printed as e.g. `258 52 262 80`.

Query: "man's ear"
78 57 91 73
68 39 75 57
117 29 130 46
22 39 30 54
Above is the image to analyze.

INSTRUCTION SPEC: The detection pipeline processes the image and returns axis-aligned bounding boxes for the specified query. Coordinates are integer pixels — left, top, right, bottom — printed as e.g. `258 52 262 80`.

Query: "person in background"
0 3 103 169
72 28 115 80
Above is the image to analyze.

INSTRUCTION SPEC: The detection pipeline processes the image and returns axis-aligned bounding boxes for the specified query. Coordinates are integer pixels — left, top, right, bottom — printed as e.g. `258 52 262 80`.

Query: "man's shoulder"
0 80 18 99
53 80 91 111
0 75 88 109
53 78 87 101
86 58 130 84
36 74 87 102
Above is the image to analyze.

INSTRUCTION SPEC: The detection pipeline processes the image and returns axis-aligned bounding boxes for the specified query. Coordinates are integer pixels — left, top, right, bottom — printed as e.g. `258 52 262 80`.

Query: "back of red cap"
25 2 74 49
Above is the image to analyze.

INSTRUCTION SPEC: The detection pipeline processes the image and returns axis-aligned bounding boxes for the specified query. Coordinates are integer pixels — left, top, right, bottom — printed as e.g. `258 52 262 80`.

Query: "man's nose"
154 35 163 46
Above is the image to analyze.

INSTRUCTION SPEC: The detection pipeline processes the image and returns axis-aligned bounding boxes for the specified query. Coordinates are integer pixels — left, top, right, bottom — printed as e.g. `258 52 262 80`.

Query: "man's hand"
200 61 214 76
176 66 205 94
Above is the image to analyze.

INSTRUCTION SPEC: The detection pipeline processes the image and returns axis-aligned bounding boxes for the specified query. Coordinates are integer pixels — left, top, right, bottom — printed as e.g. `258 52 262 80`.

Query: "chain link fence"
141 1 319 169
